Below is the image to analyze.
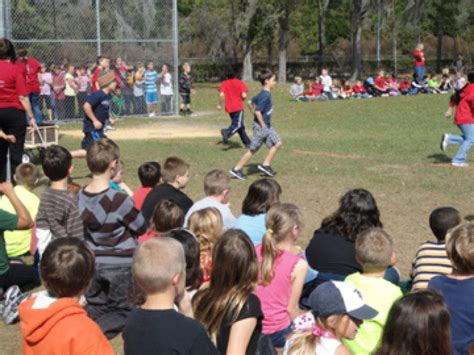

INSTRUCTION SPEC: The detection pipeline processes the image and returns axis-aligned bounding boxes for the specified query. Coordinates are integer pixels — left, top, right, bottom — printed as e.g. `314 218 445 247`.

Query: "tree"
350 0 370 81
317 0 330 65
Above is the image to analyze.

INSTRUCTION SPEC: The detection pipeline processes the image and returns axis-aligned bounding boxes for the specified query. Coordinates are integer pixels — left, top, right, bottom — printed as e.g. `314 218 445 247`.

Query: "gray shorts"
249 122 281 151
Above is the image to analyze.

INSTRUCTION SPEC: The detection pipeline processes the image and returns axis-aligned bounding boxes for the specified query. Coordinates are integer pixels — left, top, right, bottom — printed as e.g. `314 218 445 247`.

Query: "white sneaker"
440 133 448 152
148 112 155 118
452 162 469 167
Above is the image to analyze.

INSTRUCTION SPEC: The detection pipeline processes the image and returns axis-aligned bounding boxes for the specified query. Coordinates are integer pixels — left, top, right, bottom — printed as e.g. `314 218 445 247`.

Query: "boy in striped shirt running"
144 61 159 117
410 207 461 289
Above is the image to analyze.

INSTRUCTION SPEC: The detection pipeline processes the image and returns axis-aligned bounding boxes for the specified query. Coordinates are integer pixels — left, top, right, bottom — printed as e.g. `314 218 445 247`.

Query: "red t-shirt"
353 84 366 93
91 67 103 92
16 57 41 94
412 50 425 66
133 186 152 210
399 81 411 90
375 76 387 90
454 84 474 125
219 78 248 113
0 60 28 110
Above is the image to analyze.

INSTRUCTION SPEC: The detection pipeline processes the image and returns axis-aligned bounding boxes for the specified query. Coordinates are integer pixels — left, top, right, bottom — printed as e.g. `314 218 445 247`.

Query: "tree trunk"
436 28 443 73
242 47 253 81
350 0 368 81
278 16 289 83
317 0 329 67
392 12 398 75
376 0 382 68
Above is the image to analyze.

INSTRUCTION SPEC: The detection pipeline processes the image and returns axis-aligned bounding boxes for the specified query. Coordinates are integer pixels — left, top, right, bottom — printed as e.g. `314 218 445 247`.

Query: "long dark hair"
0 38 16 61
320 188 382 241
241 178 282 216
192 229 258 342
376 289 452 355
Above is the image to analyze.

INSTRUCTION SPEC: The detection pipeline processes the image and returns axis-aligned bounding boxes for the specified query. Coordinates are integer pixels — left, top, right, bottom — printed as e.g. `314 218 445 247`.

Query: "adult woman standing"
0 38 35 182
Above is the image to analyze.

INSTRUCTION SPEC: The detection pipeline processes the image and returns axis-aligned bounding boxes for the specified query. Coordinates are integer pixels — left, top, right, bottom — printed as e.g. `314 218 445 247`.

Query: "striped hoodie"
410 240 452 289
78 187 147 265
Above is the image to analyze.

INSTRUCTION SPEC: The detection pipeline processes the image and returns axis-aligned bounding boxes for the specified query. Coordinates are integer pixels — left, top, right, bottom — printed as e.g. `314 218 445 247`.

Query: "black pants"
0 108 27 182
0 263 40 292
222 111 251 146
85 264 133 339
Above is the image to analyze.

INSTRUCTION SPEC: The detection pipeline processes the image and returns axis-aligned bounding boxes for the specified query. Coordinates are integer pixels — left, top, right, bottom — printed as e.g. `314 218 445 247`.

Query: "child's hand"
0 182 14 195
216 104 222 111
4 134 16 143
444 109 453 118
93 120 103 130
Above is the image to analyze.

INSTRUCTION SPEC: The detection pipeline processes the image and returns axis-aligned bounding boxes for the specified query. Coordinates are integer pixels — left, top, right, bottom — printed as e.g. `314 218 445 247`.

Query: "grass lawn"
2 82 471 354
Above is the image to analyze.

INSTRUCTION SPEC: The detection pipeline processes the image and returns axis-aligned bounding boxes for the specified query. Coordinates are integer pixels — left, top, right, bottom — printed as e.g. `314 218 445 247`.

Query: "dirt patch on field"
293 149 367 160
62 121 220 140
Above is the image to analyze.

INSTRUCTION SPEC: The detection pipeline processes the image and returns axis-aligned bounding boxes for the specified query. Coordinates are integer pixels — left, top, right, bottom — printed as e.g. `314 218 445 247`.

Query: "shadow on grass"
465 215 474 222
219 141 244 151
427 154 451 164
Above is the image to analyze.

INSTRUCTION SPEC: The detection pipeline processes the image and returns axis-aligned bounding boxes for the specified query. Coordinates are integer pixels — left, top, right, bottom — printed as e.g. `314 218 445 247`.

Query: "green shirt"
343 272 403 355
0 186 39 257
0 209 20 274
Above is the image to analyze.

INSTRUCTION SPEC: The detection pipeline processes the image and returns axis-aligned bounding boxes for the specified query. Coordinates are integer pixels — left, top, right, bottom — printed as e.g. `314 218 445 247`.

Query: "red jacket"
454 83 474 125
0 60 28 110
19 294 115 355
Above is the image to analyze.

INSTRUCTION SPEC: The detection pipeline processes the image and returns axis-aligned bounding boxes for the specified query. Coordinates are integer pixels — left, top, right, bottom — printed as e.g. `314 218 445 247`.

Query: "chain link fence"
0 0 179 121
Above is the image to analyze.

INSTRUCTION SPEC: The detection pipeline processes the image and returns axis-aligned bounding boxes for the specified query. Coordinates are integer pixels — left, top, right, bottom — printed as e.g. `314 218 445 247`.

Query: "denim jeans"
269 324 293 348
448 124 474 164
29 93 44 124
415 66 425 80
85 264 133 339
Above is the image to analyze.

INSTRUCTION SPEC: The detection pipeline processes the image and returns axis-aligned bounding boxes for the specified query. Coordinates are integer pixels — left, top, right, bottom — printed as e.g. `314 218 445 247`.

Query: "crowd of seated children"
1 134 473 355
290 67 464 102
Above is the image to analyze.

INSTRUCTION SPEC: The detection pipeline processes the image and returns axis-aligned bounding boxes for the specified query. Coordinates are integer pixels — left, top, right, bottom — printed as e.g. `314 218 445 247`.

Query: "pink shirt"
255 244 302 334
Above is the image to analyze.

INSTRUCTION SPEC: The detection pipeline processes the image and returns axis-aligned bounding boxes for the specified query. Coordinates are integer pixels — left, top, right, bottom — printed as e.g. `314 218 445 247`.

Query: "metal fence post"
0 0 11 38
172 0 179 115
96 0 101 56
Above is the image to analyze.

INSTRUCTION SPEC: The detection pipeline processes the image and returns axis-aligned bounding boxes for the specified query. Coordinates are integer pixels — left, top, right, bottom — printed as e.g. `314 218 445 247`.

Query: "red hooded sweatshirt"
453 83 474 125
19 293 115 355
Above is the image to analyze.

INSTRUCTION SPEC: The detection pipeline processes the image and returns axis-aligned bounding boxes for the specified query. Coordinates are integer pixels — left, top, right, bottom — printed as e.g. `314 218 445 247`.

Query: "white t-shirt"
284 337 342 355
184 197 236 230
160 72 173 95
320 74 333 92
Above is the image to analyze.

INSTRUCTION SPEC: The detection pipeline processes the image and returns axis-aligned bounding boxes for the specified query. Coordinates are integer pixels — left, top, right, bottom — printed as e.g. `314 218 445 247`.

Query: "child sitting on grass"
289 76 305 100
123 237 217 354
285 281 377 355
18 238 114 354
141 156 193 222
0 163 40 258
344 228 403 354
79 138 147 339
133 161 161 209
36 145 84 257
411 206 460 290
255 203 308 349
109 159 133 196
428 223 474 355
138 199 184 244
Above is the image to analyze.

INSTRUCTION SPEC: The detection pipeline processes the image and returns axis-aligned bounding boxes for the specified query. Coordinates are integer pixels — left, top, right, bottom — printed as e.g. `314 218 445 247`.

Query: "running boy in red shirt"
217 67 251 148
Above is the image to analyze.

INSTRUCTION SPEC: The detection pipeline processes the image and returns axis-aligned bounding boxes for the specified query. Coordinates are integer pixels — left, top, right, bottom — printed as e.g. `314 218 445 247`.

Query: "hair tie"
312 325 336 339
267 228 274 235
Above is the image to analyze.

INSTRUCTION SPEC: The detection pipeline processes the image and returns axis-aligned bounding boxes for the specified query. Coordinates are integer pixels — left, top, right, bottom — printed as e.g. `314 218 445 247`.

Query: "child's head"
41 238 95 298
429 207 461 241
355 228 394 273
294 76 302 84
132 237 186 297
416 42 424 51
356 80 362 86
40 145 72 182
161 63 169 73
203 169 231 201
289 281 377 354
164 228 202 290
314 77 321 84
151 199 184 233
111 159 124 184
446 223 474 276
192 229 258 338
241 178 282 216
468 71 474 83
182 62 191 73
86 138 120 176
187 207 223 253
138 161 161 188
321 68 328 76
66 64 74 75
136 62 144 70
14 163 39 189
96 55 110 69
161 156 190 187
260 203 303 285
223 66 237 80
97 69 117 91
146 61 154 70
258 69 276 88
378 70 385 77
376 289 451 355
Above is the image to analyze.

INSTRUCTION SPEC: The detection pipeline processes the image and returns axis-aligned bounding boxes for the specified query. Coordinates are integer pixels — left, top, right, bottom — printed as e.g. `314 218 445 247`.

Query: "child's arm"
83 102 103 130
119 197 148 236
288 259 308 320
0 182 33 230
227 318 258 355
118 182 134 197
247 100 255 115
217 92 225 110
254 110 266 129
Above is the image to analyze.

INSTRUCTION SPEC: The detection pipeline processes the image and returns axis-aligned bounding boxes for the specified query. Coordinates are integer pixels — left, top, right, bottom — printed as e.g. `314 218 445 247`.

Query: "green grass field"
2 83 472 354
